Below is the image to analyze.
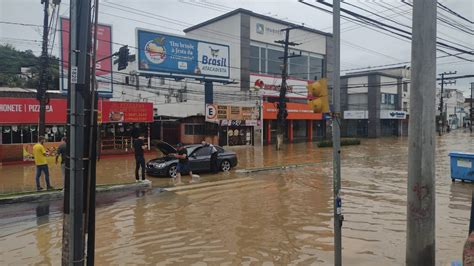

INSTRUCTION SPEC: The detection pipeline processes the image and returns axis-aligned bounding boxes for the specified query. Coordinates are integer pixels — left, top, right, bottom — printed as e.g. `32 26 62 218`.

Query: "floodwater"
0 131 473 265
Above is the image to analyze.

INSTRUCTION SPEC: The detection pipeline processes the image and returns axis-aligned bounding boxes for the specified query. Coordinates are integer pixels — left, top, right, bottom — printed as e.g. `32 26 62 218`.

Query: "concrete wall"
368 75 381 138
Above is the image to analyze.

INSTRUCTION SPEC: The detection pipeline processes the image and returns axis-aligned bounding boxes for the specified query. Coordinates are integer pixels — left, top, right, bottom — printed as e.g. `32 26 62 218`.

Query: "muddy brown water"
0 131 472 265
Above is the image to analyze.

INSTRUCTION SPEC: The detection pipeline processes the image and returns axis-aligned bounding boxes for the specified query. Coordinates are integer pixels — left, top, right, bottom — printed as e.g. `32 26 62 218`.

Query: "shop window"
260 47 266 73
194 125 205 135
185 125 194 135
309 57 324 81
204 123 218 135
2 126 12 144
289 54 308 80
250 45 260 73
267 48 284 76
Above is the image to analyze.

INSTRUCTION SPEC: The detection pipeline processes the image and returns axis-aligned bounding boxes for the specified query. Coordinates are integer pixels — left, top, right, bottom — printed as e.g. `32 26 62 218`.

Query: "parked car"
146 141 238 178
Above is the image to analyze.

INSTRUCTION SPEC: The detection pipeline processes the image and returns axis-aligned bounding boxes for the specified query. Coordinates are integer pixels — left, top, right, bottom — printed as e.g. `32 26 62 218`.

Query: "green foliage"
317 138 361 148
0 44 59 89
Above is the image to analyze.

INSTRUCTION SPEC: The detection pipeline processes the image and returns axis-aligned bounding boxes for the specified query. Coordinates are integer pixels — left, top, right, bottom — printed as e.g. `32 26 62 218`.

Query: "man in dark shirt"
55 137 67 189
172 143 193 185
133 134 147 181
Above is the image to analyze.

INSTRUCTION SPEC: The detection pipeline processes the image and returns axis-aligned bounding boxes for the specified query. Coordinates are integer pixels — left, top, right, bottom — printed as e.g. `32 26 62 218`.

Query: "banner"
263 102 322 120
60 18 113 94
137 29 230 79
99 101 153 123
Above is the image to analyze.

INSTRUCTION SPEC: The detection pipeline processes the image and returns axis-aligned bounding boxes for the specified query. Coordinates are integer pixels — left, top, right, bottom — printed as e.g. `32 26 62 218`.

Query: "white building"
436 88 466 129
112 8 334 145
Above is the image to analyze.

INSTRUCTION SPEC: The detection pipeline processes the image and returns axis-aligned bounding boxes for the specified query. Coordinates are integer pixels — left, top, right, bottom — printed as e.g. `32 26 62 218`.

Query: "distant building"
436 88 467 129
340 66 409 138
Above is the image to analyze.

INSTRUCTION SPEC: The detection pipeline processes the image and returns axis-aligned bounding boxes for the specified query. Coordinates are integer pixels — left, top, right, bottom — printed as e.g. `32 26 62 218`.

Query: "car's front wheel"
168 164 177 178
220 160 231 172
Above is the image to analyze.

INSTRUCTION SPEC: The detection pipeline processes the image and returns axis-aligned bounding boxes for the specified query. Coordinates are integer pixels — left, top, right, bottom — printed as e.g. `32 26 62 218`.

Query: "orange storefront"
263 102 325 144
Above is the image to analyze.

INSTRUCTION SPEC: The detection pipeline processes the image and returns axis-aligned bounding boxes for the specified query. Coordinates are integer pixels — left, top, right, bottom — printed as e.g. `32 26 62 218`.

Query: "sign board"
0 98 68 124
137 29 230 80
0 98 153 124
99 101 153 123
263 102 322 120
251 74 310 99
205 104 258 122
344 110 368 120
380 110 407 119
60 18 113 95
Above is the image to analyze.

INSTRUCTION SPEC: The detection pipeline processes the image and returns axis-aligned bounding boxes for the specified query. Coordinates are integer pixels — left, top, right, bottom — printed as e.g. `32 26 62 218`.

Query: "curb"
0 180 153 205
236 162 329 174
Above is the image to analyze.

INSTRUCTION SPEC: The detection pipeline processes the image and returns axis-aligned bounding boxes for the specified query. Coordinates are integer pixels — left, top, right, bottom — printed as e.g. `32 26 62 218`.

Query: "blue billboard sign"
136 29 230 79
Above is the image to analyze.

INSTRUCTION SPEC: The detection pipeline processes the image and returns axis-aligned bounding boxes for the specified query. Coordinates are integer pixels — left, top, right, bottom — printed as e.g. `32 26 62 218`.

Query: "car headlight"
154 163 166 168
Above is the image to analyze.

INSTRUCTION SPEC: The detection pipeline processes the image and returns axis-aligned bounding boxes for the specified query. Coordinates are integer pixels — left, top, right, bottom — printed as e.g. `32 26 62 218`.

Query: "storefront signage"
263 102 322 120
99 101 153 123
0 98 67 124
205 104 259 122
251 74 309 99
380 110 407 120
137 29 230 79
60 18 113 94
219 120 260 126
0 98 153 124
344 110 368 120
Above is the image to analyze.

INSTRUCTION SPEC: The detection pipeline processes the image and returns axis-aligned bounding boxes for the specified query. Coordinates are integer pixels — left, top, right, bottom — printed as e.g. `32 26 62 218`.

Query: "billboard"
60 18 113 95
137 29 230 79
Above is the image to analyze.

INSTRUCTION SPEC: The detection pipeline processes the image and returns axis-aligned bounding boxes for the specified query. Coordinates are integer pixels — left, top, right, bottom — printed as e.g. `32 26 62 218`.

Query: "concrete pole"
332 1 342 265
406 0 437 265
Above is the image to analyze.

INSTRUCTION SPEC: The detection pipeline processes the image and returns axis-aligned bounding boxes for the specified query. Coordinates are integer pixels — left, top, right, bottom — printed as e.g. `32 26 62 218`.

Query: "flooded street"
0 131 473 265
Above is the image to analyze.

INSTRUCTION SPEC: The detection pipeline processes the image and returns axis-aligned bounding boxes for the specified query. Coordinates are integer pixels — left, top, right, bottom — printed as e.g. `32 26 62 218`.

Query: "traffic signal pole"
332 1 342 265
406 0 436 264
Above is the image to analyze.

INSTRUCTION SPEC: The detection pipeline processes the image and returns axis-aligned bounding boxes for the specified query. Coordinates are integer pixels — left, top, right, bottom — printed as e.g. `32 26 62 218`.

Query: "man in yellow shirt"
33 136 53 191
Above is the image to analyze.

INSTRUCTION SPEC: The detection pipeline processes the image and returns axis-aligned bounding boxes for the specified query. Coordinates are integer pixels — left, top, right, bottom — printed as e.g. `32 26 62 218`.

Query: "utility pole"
332 1 342 265
406 0 436 265
61 0 92 264
437 71 457 136
275 26 301 150
37 0 50 138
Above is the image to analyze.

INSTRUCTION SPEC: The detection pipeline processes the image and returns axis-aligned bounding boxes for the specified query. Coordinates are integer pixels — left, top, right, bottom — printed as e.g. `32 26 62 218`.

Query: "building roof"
184 8 332 37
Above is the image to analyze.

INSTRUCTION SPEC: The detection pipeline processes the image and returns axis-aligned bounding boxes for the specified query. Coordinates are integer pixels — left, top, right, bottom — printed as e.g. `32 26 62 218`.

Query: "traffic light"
307 78 329 113
118 45 130 71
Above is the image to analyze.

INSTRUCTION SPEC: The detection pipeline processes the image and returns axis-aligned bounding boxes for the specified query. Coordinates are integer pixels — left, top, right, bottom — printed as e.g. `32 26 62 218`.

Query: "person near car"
133 134 148 182
55 137 67 189
172 143 194 185
33 136 53 191
201 140 219 173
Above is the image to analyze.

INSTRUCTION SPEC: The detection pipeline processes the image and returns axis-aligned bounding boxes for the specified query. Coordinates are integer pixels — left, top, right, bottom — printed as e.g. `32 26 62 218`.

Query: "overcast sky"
1 0 473 95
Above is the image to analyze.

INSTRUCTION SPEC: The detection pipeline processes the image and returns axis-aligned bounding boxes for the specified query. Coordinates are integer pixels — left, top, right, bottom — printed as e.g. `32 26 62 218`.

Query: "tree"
0 44 59 89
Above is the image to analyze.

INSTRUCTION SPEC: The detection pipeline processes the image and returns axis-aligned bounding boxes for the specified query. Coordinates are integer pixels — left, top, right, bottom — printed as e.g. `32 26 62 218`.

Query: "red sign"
99 101 153 123
263 102 322 120
0 98 153 124
60 18 113 93
0 98 67 124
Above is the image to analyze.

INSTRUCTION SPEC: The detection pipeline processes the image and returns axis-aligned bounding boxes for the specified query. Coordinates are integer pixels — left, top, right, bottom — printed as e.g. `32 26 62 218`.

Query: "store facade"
0 96 153 162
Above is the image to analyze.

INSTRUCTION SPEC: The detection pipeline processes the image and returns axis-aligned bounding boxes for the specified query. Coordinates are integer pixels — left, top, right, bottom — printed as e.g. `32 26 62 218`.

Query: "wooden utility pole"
275 26 301 150
38 0 50 138
406 0 436 265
